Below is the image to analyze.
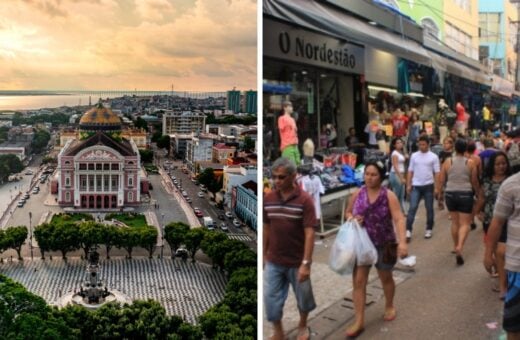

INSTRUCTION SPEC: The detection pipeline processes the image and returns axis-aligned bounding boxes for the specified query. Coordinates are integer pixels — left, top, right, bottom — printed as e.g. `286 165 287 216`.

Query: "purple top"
352 186 396 246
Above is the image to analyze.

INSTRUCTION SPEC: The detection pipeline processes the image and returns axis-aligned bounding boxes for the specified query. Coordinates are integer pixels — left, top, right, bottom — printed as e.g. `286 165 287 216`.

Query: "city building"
232 180 257 231
169 133 195 160
222 164 257 207
212 143 237 163
55 103 143 209
162 111 206 135
185 135 214 173
226 89 241 113
244 90 257 114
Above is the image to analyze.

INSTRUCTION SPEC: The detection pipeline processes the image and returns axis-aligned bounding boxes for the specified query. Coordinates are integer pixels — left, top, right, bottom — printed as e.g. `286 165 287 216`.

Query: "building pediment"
78 148 120 161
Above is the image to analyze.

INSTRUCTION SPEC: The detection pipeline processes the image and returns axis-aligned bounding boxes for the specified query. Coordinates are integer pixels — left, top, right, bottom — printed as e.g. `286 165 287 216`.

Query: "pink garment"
456 102 466 122
278 114 298 151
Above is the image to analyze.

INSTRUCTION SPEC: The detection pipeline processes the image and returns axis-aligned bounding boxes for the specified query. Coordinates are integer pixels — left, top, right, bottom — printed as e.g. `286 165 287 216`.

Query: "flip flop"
383 308 397 321
345 325 364 338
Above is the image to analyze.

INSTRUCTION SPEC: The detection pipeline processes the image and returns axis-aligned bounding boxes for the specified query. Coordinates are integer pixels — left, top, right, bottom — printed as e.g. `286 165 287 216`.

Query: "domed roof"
79 102 122 131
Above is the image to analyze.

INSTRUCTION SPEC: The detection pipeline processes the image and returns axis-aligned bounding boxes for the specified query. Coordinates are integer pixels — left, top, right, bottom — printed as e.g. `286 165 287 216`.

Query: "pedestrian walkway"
227 233 254 242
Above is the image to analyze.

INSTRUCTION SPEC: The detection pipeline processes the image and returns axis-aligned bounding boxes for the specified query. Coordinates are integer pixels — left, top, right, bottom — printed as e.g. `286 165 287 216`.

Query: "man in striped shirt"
263 157 317 340
484 172 520 337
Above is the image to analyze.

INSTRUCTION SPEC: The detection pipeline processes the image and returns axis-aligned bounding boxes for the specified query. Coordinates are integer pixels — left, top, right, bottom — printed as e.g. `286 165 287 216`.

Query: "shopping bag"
329 220 357 275
355 223 378 266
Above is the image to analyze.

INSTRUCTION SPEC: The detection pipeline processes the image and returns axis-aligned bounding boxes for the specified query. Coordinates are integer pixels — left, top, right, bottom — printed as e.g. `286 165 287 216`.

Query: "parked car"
197 192 204 198
32 188 39 194
23 193 30 200
17 200 25 207
182 191 188 197
219 223 229 232
25 170 33 175
225 211 233 218
194 208 203 217
186 197 192 203
232 219 241 227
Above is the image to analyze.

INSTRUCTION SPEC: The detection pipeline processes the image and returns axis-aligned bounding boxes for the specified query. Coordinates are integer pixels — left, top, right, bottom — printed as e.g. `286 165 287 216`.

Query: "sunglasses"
272 175 288 180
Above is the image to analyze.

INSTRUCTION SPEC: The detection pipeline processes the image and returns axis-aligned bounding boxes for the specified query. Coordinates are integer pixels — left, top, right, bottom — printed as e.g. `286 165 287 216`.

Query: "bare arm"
387 190 407 257
392 154 405 183
406 170 414 195
437 160 448 196
298 226 315 282
344 189 361 222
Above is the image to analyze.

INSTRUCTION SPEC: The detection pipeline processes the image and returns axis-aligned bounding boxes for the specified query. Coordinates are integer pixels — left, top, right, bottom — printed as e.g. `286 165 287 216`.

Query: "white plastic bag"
355 223 378 266
329 220 357 275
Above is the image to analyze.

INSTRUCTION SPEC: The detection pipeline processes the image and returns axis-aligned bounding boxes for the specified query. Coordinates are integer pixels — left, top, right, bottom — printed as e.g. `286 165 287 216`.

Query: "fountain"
56 247 132 310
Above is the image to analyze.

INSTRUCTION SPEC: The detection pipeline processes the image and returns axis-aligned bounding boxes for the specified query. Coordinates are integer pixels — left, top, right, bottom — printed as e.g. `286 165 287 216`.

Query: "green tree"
4 225 28 260
198 304 241 339
222 288 257 317
164 222 190 258
197 168 221 194
183 228 206 262
242 135 255 152
157 135 171 155
78 222 105 258
31 129 51 153
50 223 80 260
151 130 162 143
223 248 256 276
226 267 257 293
33 223 54 259
116 227 141 259
139 149 154 163
135 117 149 131
102 224 118 259
200 232 229 269
140 226 158 258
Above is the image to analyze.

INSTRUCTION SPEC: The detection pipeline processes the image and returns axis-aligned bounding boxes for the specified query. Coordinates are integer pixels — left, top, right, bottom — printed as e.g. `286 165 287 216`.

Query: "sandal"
297 326 311 340
383 308 397 321
345 324 364 338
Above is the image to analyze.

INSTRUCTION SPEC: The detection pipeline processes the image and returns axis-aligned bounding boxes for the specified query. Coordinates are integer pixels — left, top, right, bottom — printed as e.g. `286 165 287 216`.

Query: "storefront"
263 19 365 162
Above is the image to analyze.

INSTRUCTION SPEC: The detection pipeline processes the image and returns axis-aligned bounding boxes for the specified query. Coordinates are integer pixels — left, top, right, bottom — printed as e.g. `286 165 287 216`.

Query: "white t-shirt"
408 150 440 186
298 175 325 218
390 150 406 173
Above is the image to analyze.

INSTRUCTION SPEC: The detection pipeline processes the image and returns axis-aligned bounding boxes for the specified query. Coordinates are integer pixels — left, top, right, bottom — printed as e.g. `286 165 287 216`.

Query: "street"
264 203 506 339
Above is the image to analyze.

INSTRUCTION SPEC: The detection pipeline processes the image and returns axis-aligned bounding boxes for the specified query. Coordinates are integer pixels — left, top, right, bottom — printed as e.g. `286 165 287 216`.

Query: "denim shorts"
445 191 474 214
264 262 316 322
374 246 395 271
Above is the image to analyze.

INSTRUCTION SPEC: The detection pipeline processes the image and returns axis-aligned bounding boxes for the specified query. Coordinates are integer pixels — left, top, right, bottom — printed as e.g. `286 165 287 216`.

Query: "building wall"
235 184 257 231
444 0 479 59
397 0 444 40
162 112 206 135
222 166 257 206
227 90 241 113
244 90 257 114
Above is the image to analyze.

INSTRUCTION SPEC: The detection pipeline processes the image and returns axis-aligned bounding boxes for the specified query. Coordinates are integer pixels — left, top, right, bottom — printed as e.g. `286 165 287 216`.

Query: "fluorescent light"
368 85 397 93
408 92 424 97
368 21 377 26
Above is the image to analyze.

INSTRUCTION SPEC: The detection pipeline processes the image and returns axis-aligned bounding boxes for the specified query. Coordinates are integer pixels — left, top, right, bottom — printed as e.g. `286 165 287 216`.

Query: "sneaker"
424 230 433 239
406 230 412 242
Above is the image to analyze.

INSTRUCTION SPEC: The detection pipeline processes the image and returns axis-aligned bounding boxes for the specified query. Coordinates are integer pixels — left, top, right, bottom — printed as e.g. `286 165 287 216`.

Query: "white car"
219 223 229 232
197 192 204 198
182 191 188 197
225 211 233 218
232 219 241 227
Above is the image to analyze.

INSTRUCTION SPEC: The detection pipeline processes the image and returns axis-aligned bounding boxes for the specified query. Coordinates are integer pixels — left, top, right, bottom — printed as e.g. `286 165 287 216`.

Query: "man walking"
484 172 520 339
406 135 440 241
264 157 317 340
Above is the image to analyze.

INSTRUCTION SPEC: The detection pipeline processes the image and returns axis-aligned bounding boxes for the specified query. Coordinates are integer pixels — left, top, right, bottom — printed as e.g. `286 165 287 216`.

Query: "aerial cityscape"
0 0 257 339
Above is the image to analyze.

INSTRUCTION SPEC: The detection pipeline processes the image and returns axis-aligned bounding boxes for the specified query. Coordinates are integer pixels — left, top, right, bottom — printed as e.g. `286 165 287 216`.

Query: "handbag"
382 242 398 265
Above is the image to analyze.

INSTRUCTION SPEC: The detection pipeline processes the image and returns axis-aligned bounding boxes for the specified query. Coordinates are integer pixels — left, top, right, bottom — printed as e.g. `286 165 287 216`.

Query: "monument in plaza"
56 247 132 310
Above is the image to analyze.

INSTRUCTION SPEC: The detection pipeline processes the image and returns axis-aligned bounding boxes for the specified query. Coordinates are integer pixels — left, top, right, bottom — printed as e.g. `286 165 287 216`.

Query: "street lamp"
28 212 33 260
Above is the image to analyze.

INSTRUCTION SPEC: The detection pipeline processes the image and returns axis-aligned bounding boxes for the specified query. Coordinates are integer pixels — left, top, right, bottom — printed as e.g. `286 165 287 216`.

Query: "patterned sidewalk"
1 257 227 324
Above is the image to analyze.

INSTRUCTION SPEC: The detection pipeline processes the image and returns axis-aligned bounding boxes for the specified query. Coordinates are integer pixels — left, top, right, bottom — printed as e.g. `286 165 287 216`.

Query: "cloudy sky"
0 0 257 91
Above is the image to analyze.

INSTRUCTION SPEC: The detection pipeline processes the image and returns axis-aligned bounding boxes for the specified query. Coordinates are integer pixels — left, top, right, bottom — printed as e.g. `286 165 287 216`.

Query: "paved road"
264 204 506 339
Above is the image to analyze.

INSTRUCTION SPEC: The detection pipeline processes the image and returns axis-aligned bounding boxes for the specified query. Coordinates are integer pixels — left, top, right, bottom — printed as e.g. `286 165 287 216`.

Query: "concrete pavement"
264 203 506 339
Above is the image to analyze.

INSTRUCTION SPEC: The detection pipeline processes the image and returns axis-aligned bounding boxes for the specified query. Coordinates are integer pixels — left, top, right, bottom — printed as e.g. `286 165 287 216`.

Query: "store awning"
427 50 492 87
491 76 514 98
263 0 431 66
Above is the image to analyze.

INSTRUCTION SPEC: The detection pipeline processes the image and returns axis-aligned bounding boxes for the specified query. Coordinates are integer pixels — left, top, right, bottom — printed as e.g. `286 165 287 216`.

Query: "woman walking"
438 139 480 265
389 137 407 214
477 151 511 299
343 161 408 337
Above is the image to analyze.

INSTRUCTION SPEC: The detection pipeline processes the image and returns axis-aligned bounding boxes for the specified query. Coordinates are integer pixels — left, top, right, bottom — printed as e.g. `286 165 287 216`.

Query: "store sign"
264 19 364 74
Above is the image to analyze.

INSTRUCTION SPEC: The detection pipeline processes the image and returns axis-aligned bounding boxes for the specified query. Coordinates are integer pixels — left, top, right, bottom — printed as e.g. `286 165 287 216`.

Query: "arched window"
128 176 133 187
421 18 440 40
379 0 399 10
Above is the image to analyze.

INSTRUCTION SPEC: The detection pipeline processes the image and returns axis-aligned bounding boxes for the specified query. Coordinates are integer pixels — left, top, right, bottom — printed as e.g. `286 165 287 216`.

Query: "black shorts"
445 191 474 214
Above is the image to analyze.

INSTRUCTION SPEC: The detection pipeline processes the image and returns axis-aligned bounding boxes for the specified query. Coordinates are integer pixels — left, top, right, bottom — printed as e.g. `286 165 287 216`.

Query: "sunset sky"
0 0 257 91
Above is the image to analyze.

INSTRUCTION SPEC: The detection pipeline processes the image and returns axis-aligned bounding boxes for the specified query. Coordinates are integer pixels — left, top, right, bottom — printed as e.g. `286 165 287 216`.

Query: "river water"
0 94 119 111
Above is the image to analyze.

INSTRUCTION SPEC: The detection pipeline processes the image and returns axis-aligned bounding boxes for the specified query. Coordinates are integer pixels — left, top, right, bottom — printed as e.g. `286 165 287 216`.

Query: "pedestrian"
477 151 511 298
407 110 421 154
343 161 407 338
483 170 520 338
389 137 407 214
438 139 480 265
466 140 482 230
263 157 316 340
405 135 441 241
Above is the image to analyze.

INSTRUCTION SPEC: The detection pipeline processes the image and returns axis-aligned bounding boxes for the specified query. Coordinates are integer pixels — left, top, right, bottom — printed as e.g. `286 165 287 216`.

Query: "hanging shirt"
298 175 325 219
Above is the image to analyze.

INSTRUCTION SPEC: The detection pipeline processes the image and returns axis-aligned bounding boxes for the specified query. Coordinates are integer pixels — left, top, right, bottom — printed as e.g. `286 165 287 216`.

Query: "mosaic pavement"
0 257 227 324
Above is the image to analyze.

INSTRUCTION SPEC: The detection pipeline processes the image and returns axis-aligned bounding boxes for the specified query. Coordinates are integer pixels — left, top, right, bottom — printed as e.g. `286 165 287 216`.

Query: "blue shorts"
264 262 316 322
504 271 520 333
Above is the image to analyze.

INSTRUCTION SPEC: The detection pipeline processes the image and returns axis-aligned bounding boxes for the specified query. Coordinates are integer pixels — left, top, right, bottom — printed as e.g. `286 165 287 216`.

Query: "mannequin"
278 100 300 165
437 99 449 143
455 101 468 134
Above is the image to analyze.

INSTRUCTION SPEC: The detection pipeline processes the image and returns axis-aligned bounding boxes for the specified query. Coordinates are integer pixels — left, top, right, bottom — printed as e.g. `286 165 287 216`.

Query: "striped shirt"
264 185 316 267
493 172 520 272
